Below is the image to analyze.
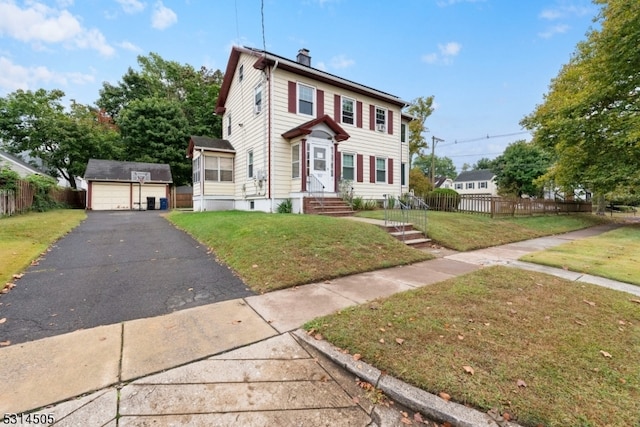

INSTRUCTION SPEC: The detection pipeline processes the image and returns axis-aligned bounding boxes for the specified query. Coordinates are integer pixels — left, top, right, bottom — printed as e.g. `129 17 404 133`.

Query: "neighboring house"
0 150 50 178
453 170 498 196
434 176 453 190
84 159 173 210
188 46 411 213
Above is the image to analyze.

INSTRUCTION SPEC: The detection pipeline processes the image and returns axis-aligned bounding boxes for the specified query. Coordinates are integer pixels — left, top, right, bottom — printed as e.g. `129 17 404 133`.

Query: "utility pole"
431 136 444 184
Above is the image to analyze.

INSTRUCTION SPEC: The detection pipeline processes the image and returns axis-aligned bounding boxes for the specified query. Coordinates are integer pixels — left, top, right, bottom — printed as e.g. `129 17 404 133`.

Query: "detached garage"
84 159 173 211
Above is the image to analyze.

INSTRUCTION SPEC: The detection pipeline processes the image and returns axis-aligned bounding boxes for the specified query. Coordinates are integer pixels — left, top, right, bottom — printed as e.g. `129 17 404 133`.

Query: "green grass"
521 224 640 285
0 210 86 288
305 266 640 427
166 210 433 293
357 210 610 251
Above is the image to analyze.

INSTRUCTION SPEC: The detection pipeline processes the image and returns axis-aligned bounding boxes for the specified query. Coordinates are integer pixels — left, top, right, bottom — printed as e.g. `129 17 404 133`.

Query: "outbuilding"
84 159 173 210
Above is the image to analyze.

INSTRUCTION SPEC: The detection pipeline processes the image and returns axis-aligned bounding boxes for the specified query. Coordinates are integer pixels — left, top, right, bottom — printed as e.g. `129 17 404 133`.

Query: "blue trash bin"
160 197 168 210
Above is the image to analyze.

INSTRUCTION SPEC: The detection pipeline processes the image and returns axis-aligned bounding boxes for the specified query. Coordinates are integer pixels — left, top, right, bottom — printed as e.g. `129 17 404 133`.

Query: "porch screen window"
376 157 386 183
205 156 233 182
342 97 354 125
292 144 300 178
298 83 314 115
342 153 355 180
192 156 201 183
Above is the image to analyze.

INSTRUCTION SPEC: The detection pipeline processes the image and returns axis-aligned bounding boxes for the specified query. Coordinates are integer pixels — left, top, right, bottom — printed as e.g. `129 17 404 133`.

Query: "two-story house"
453 170 498 196
187 47 411 213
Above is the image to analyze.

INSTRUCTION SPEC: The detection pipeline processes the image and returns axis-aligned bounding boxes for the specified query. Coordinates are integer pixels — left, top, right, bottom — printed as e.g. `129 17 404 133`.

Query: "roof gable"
187 136 235 158
281 115 350 142
454 170 495 182
0 151 49 176
216 46 408 115
84 159 172 183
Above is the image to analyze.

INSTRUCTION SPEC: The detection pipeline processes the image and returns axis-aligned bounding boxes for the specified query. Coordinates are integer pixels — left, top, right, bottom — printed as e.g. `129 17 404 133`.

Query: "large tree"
492 140 553 197
97 52 223 137
413 154 457 179
405 96 435 164
521 0 640 200
118 97 191 185
0 89 121 188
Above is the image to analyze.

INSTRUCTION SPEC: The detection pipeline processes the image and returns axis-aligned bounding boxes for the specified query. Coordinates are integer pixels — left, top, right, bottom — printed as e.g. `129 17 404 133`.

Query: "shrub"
276 198 293 213
425 188 460 211
351 196 364 211
0 166 20 191
25 174 61 212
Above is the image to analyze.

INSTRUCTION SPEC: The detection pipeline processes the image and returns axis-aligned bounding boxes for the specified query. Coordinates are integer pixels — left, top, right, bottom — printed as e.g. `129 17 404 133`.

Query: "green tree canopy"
405 96 435 163
118 97 190 185
413 154 457 179
0 89 122 189
472 157 496 171
521 0 640 196
409 167 433 197
492 140 553 197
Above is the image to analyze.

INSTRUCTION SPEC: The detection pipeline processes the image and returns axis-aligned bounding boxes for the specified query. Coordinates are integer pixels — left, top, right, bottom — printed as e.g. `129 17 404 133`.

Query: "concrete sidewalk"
1 223 637 426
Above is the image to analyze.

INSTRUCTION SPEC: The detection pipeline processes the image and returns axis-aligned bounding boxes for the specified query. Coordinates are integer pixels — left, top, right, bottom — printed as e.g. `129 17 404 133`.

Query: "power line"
439 131 530 148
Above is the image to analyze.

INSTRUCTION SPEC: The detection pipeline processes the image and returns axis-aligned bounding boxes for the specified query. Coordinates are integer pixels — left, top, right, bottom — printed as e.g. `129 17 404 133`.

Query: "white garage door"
136 184 167 210
91 183 131 210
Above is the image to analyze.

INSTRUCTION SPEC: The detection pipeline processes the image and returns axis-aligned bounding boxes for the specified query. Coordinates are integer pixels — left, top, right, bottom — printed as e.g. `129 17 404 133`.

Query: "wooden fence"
425 194 592 218
1 180 85 216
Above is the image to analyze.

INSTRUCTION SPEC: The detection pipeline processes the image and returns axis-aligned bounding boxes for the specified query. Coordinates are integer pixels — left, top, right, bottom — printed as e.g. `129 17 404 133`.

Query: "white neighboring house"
188 47 412 213
453 170 498 196
434 176 454 189
0 150 51 178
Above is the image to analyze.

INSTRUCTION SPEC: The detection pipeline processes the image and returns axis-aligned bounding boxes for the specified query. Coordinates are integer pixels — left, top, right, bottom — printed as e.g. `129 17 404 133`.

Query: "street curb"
293 329 523 427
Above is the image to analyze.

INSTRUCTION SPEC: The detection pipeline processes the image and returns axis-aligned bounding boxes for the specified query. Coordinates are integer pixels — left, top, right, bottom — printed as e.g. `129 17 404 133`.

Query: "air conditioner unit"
376 123 386 132
254 104 262 114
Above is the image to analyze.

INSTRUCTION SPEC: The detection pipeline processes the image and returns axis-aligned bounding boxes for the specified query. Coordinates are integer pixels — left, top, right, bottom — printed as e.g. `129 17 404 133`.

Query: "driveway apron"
0 211 253 345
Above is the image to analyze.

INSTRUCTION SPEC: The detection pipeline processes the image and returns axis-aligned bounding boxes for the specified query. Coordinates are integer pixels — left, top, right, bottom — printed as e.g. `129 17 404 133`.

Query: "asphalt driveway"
0 211 254 345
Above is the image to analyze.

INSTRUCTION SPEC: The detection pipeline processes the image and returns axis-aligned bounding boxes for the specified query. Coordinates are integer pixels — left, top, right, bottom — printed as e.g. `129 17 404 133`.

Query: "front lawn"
356 210 610 251
305 266 640 427
521 224 640 285
166 211 432 293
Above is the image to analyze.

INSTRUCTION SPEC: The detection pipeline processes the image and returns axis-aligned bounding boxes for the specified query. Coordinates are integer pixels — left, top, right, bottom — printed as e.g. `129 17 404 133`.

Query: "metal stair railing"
383 194 429 242
308 174 325 211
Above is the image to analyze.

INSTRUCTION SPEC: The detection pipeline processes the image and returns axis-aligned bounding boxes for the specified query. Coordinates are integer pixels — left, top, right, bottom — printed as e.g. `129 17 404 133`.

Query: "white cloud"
315 61 327 71
0 56 94 93
540 4 593 20
117 0 146 14
437 0 486 7
329 54 354 69
538 24 570 39
422 42 462 65
118 40 142 52
151 1 177 30
0 1 114 56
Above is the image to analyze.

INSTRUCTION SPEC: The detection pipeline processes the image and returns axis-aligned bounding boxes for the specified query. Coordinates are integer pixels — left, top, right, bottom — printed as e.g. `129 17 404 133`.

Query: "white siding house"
188 47 411 213
453 170 498 196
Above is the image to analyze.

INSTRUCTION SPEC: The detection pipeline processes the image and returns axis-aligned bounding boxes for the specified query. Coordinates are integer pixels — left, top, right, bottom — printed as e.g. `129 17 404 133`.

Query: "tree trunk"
595 192 606 215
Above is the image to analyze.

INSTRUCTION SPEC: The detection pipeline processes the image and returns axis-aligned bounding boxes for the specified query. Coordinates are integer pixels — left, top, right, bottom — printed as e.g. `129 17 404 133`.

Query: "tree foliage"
413 154 457 179
405 96 435 163
0 89 122 189
409 167 433 197
472 157 496 171
521 0 640 196
492 140 553 197
118 97 191 185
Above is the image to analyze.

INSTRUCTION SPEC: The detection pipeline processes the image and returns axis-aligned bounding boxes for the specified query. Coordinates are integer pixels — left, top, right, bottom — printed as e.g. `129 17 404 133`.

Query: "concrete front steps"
345 217 431 249
303 197 354 216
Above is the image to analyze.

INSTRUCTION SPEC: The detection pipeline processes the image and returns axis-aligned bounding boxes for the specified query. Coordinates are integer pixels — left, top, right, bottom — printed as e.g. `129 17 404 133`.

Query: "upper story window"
466 182 475 189
239 64 244 82
401 123 407 143
479 181 488 189
455 183 463 190
341 97 355 125
227 114 232 136
298 83 315 115
254 85 263 114
375 107 387 132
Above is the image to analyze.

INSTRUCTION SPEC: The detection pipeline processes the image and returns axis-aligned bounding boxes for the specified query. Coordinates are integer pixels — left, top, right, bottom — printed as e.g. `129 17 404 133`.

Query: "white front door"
308 139 334 192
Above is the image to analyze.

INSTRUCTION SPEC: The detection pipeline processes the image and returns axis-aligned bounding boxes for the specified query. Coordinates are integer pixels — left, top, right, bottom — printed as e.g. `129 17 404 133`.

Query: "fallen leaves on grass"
395 337 405 345
439 392 451 401
353 353 362 361
600 350 612 358
630 299 640 305
517 379 527 388
583 299 596 307
462 365 475 375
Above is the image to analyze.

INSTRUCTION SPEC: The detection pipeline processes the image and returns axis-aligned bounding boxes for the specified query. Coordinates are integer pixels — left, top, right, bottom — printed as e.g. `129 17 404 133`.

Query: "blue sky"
0 0 600 171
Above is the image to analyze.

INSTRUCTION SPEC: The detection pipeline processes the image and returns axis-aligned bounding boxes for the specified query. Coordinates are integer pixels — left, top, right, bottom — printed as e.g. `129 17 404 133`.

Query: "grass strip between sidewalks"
305 266 640 427
521 224 640 286
0 210 86 289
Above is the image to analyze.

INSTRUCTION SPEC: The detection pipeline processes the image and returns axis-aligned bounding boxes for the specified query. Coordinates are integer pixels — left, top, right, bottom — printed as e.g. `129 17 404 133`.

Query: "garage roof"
84 159 173 183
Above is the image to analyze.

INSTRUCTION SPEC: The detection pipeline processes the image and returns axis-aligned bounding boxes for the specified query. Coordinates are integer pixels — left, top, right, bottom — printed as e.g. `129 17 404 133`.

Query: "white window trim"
247 150 254 179
375 106 387 132
341 96 355 126
375 156 387 183
292 143 300 179
297 82 315 116
254 85 263 115
341 152 356 181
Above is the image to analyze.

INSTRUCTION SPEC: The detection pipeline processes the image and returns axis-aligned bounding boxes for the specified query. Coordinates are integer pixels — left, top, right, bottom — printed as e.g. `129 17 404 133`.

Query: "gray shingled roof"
191 136 235 151
454 170 495 182
0 150 50 176
84 159 173 183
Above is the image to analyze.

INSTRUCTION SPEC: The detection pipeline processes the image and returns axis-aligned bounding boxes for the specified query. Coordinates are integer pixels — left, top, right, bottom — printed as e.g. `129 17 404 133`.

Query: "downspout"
200 148 205 212
268 59 279 212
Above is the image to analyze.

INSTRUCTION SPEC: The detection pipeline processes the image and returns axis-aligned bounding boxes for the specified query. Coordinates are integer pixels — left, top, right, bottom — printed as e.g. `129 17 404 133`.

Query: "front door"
308 139 334 192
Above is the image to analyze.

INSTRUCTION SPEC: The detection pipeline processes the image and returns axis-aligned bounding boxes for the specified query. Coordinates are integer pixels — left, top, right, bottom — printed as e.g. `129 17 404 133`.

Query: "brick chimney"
296 48 311 67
